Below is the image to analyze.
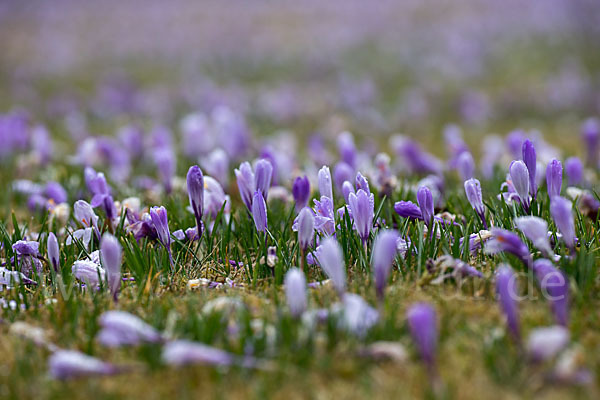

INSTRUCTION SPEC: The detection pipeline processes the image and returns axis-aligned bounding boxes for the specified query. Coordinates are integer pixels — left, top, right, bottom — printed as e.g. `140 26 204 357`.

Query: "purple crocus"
347 189 374 243
97 311 163 347
234 161 255 211
150 206 173 265
394 201 422 220
457 151 475 181
550 196 576 252
581 117 599 167
47 232 60 272
495 265 521 341
526 326 569 363
292 175 311 211
318 166 333 200
317 237 346 296
355 172 370 194
522 139 537 197
509 160 530 212
371 230 399 302
514 217 553 258
43 181 67 204
485 228 532 268
296 207 314 250
12 240 39 256
341 293 379 338
284 267 307 318
546 159 562 199
464 178 487 228
333 162 355 192
564 157 583 186
100 233 121 301
342 181 354 203
417 186 434 227
49 350 118 380
312 196 336 236
251 191 268 233
72 260 106 286
186 165 204 236
162 340 257 368
254 159 273 199
532 259 569 326
406 303 437 373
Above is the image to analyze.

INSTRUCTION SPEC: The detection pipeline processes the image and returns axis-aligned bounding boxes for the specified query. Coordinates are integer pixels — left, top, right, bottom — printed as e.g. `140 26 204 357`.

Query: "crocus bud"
317 237 346 295
47 232 60 272
485 228 532 268
509 160 530 211
254 159 273 199
100 233 121 301
318 166 333 200
533 259 569 326
522 139 537 197
292 175 311 211
581 117 599 167
406 303 437 372
97 311 163 347
495 265 520 341
49 350 117 380
550 196 576 252
355 172 370 194
284 268 307 318
457 151 475 181
186 165 204 234
251 191 268 233
348 189 374 243
564 157 583 186
342 180 355 204
546 159 562 199
417 186 434 226
72 260 106 286
394 201 422 220
297 207 314 250
338 131 357 168
526 326 569 362
514 217 553 258
150 206 171 250
234 161 255 211
464 178 486 228
372 229 399 301
342 293 379 338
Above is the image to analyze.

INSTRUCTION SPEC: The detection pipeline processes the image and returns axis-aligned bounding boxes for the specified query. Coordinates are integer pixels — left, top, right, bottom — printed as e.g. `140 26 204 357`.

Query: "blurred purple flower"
464 178 487 228
533 259 569 326
514 217 553 258
284 268 307 318
317 237 346 296
485 228 532 267
457 151 475 181
394 201 422 220
251 191 268 233
49 350 118 380
526 326 569 363
495 265 521 341
97 311 163 347
292 175 311 211
372 229 399 302
581 117 599 167
348 189 374 242
546 159 562 198
333 162 354 193
12 240 39 256
564 157 583 186
406 303 437 372
295 207 314 250
100 233 121 302
550 196 576 252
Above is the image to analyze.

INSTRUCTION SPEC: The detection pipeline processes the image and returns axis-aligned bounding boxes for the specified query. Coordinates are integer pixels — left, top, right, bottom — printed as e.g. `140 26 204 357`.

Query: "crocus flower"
456 151 475 181
201 148 229 186
533 259 569 326
100 233 121 301
526 326 570 362
203 176 230 220
292 175 311 211
150 206 173 265
509 160 530 211
546 159 562 199
355 172 370 194
254 159 273 199
340 293 379 338
495 265 520 341
581 117 599 167
47 232 60 272
234 161 255 211
43 181 67 204
464 178 486 228
312 196 336 236
12 240 39 256
348 189 374 243
334 162 355 192
162 340 257 368
522 139 537 197
251 191 268 233
73 200 99 234
514 217 553 258
342 181 354 203
564 157 583 186
485 228 532 268
0 266 36 287
394 201 422 220
318 166 333 200
284 268 307 318
295 207 314 250
372 230 399 302
49 350 118 380
72 260 106 287
97 311 163 347
186 165 204 235
406 303 437 372
317 237 346 295
550 196 576 252
338 131 357 168
417 186 434 227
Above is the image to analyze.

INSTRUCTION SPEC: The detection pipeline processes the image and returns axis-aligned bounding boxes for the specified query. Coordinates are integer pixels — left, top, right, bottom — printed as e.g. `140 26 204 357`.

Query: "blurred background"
1 0 599 146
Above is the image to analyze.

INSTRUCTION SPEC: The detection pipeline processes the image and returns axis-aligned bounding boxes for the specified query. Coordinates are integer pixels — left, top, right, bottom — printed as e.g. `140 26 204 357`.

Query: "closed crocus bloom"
522 139 537 197
341 293 379 338
526 326 570 363
464 178 486 228
550 196 576 252
186 165 204 234
100 233 121 301
49 350 117 380
485 228 532 268
394 201 423 220
234 161 255 211
495 265 520 341
355 172 370 194
417 186 434 226
318 166 333 200
12 240 39 256
317 237 346 295
72 260 106 287
162 340 243 368
292 175 310 211
546 159 562 199
251 191 268 233
509 160 530 211
297 207 314 250
348 189 374 243
457 151 475 181
372 230 399 302
338 131 357 168
406 303 437 372
73 200 99 230
514 217 553 258
342 180 355 204
581 117 599 167
533 259 569 326
254 159 273 199
150 206 171 250
333 162 354 192
284 268 307 318
97 311 163 347
564 157 583 186
47 232 60 272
